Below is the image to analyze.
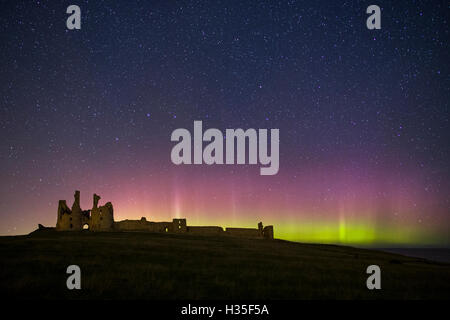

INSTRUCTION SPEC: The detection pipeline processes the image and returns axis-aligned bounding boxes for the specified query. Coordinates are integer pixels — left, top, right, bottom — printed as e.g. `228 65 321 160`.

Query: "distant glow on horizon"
1 159 448 247
274 220 442 245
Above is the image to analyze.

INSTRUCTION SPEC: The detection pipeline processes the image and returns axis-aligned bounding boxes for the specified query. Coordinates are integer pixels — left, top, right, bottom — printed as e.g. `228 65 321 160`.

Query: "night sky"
0 1 448 246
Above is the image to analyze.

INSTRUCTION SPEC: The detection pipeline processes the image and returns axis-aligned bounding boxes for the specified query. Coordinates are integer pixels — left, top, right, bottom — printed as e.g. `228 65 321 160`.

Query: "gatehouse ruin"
55 190 274 239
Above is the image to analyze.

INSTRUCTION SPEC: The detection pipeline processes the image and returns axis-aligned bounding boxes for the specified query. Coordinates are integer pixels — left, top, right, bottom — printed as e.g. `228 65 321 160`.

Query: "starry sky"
0 0 448 246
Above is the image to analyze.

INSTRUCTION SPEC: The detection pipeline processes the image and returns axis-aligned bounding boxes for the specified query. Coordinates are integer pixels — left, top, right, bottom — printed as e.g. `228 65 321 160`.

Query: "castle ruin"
56 191 274 239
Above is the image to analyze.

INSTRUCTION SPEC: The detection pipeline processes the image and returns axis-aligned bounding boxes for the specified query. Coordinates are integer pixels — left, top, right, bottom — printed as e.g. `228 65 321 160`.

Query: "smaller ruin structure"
55 191 274 239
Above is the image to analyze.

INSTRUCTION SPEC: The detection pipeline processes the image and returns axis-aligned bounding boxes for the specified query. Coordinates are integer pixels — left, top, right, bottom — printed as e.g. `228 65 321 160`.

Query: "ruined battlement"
55 191 274 239
56 191 114 231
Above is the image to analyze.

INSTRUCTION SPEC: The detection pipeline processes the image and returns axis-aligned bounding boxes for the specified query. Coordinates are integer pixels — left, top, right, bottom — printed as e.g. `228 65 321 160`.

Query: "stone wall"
186 226 224 235
113 218 175 232
225 227 261 238
113 218 153 231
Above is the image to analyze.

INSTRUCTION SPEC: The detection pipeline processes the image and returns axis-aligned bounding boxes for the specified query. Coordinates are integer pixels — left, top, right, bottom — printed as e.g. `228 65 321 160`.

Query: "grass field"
0 229 449 299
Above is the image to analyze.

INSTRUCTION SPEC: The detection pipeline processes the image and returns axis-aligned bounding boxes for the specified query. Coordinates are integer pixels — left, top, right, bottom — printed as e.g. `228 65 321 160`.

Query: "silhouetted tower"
90 193 114 231
258 222 263 236
172 218 187 232
56 190 83 230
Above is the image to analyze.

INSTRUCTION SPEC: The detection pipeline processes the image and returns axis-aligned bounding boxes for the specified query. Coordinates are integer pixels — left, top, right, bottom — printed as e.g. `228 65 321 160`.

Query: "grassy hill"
0 229 449 299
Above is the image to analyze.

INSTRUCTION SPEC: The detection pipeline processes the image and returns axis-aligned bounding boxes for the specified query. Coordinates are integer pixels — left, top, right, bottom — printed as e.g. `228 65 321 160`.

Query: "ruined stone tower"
90 193 114 231
56 199 72 230
56 190 86 231
56 191 113 231
172 218 187 233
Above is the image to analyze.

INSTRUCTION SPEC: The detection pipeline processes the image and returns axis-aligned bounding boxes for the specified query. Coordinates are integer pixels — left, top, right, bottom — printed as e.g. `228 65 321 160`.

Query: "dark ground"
0 229 449 299
376 248 450 263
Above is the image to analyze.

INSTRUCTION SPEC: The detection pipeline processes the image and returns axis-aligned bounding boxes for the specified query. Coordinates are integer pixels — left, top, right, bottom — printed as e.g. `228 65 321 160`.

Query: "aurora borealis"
0 1 448 246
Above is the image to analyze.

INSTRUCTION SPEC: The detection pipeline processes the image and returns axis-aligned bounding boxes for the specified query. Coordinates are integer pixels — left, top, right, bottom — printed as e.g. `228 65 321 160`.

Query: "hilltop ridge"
0 229 449 299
